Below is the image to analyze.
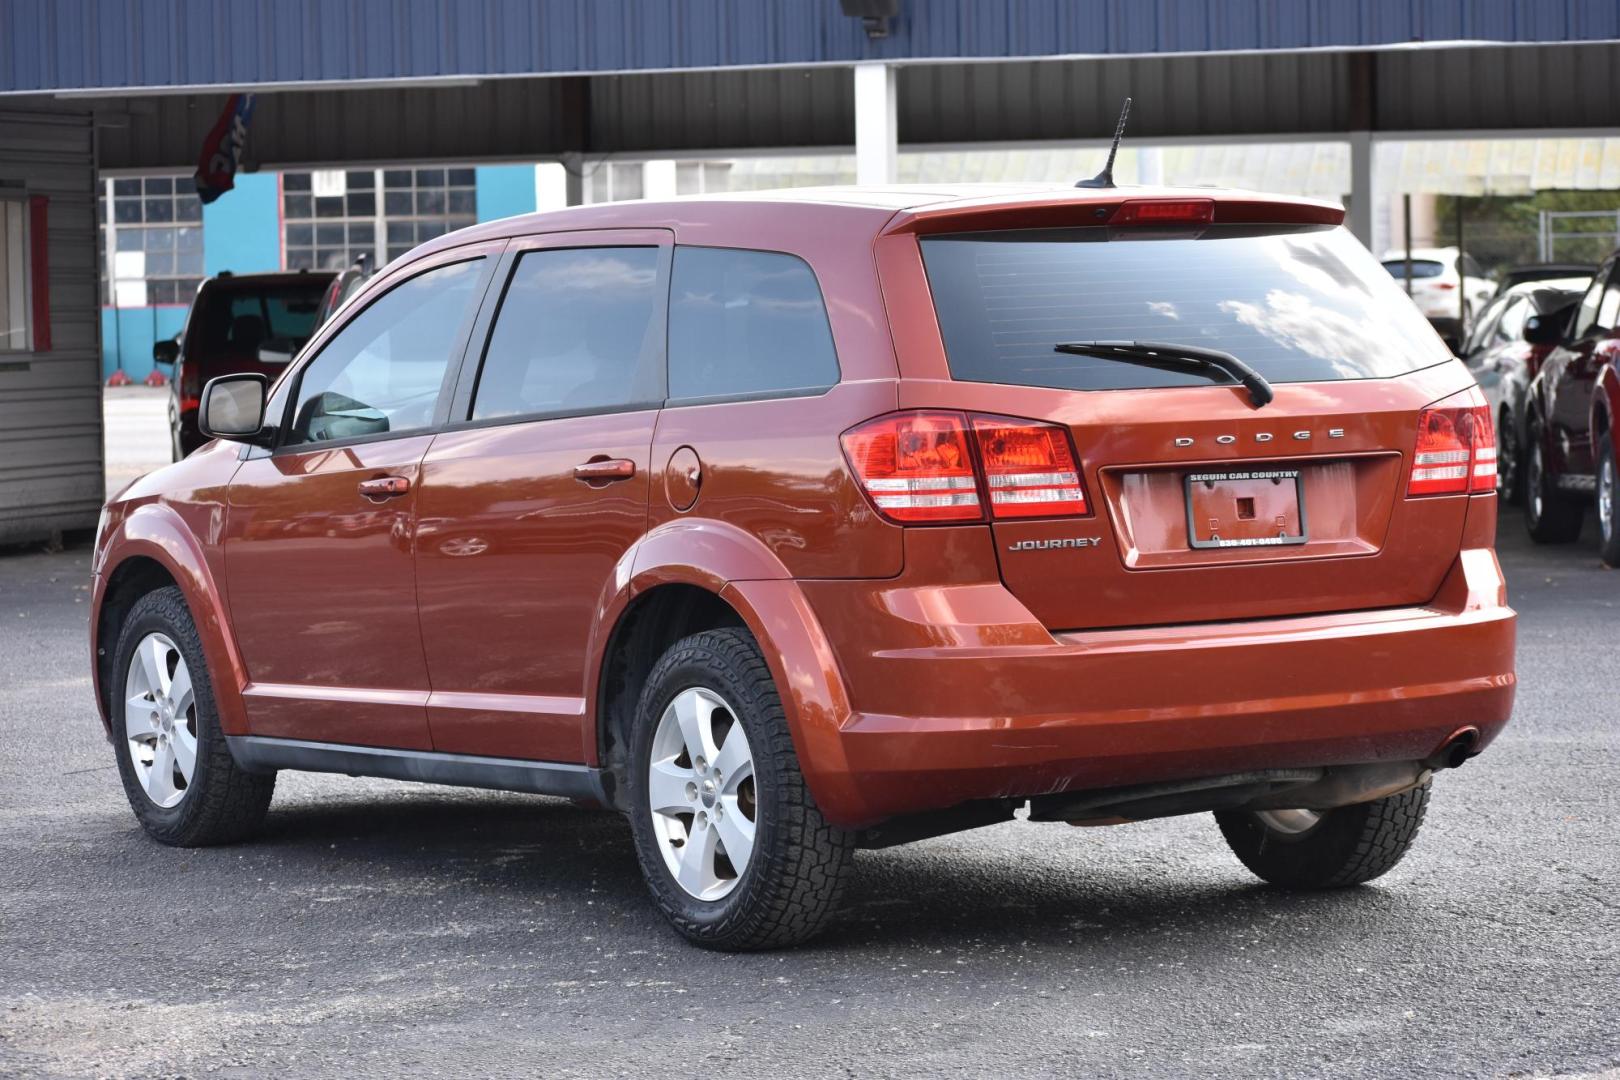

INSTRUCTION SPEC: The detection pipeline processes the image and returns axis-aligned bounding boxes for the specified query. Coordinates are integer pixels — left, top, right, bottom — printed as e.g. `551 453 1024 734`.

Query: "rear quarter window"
921 224 1451 392
668 247 839 401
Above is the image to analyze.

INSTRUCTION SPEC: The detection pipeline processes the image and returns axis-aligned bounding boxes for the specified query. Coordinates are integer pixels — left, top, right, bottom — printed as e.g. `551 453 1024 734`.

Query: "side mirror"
1524 312 1566 347
153 338 179 366
198 373 270 443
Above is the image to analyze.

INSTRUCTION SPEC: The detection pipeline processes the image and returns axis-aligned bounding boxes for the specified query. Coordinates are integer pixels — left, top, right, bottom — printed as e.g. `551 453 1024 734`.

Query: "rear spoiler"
881 193 1345 237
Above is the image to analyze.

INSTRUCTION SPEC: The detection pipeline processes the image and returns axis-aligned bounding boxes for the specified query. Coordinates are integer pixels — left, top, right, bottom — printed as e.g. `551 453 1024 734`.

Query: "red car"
154 270 333 459
1594 356 1620 566
92 186 1516 950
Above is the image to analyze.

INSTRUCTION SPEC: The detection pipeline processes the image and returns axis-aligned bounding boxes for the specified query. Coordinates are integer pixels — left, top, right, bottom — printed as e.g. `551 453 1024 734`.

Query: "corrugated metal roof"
5 0 1620 95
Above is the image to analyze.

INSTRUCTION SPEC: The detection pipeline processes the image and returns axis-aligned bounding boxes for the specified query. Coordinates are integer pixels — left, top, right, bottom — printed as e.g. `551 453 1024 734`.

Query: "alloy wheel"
123 632 198 808
1601 453 1615 542
647 686 757 901
1529 438 1545 522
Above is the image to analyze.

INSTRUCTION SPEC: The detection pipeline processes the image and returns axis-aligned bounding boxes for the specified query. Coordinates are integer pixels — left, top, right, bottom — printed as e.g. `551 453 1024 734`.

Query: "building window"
675 162 735 196
586 162 646 204
1 198 30 351
100 176 205 307
282 167 477 271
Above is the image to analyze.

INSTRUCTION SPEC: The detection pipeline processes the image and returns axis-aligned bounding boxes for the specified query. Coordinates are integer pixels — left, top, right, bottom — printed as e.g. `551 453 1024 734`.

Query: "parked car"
92 186 1515 951
154 270 333 459
1593 356 1620 566
1460 278 1587 502
1494 261 1597 297
1522 250 1620 544
314 253 374 327
1381 246 1497 347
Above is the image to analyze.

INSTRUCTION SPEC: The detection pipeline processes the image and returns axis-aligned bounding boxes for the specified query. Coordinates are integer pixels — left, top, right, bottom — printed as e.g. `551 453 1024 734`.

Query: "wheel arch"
1593 361 1619 444
91 505 249 739
585 517 869 824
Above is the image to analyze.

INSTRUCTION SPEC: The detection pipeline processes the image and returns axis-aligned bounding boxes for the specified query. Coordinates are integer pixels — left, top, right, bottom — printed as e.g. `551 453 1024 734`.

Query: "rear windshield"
920 225 1449 392
187 281 327 359
1382 259 1445 279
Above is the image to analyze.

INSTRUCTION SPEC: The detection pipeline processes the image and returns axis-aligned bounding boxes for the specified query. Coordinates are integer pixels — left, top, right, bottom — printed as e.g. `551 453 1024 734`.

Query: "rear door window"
470 246 662 420
667 246 839 401
922 225 1452 391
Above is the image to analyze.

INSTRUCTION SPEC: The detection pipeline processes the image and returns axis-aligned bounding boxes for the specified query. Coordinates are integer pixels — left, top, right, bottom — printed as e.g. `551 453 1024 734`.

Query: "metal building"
4 0 1620 543
0 100 99 544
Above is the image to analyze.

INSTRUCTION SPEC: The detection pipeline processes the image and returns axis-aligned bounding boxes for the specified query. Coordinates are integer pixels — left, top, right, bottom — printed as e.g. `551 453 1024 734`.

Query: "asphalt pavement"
0 484 1615 1076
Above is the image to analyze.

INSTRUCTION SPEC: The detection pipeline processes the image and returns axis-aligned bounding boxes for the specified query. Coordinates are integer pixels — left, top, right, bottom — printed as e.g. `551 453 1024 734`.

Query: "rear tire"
626 628 856 951
1215 782 1430 889
1598 436 1620 568
112 587 275 846
1525 420 1585 543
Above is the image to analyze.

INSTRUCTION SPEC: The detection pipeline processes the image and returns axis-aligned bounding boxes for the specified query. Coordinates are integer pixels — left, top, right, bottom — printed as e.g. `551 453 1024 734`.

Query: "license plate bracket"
1184 469 1307 549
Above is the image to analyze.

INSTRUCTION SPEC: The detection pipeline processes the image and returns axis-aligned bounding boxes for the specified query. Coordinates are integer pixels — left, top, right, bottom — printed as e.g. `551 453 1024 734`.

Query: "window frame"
661 242 843 410
444 228 676 431
0 195 33 354
266 238 506 455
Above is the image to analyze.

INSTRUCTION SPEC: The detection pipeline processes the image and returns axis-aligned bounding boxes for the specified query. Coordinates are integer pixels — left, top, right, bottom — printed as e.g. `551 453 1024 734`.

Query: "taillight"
1111 198 1215 226
842 411 1089 524
840 411 981 522
970 414 1088 518
180 364 201 413
1408 387 1495 496
1435 281 1457 291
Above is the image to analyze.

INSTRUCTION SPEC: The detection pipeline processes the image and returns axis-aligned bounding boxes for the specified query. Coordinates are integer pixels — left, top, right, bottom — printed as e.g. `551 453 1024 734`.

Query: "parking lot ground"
1 480 1617 1074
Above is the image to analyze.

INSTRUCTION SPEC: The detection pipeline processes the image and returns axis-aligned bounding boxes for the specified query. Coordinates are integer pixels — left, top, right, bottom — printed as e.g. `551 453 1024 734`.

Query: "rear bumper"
786 517 1514 827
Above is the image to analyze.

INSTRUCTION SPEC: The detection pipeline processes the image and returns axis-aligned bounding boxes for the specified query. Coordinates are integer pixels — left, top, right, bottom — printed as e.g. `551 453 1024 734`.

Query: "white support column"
643 159 678 201
1347 130 1374 250
536 162 571 211
853 62 898 186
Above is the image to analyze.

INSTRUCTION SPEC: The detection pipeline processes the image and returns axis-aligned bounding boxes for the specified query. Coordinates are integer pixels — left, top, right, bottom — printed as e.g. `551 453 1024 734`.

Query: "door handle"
573 458 636 483
358 475 411 499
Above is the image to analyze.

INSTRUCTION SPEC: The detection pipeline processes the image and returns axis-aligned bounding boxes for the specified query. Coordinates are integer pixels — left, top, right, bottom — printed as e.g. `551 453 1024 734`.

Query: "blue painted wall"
203 172 281 276
475 165 537 223
101 306 187 381
102 171 281 379
10 0 1620 94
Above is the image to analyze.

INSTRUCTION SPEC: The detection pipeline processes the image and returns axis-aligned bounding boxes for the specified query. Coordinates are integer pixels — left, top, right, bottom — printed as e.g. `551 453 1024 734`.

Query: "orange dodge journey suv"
90 186 1516 950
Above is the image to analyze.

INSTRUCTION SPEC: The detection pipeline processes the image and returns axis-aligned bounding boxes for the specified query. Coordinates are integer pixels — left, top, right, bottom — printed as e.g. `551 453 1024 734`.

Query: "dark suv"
1522 249 1620 546
155 270 332 459
94 186 1515 950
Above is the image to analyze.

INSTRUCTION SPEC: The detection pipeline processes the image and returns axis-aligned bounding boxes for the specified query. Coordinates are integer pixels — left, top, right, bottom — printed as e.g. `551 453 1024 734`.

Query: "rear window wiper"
1053 340 1274 408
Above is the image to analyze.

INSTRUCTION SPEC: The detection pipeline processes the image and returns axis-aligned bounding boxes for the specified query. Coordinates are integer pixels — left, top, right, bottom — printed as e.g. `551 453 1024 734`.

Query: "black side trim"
226 736 610 804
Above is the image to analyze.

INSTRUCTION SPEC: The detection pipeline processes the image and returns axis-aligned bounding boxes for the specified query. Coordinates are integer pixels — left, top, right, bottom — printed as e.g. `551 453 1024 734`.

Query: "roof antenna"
1076 97 1132 189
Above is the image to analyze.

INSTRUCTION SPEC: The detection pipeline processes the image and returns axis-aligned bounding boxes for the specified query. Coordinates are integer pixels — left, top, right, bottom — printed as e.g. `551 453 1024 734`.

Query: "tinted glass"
288 259 483 445
471 247 661 420
668 247 839 400
1383 259 1445 280
922 225 1451 392
186 281 327 359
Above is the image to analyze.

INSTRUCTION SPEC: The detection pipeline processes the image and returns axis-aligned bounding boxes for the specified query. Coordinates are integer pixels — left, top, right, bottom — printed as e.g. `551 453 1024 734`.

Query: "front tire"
626 628 855 951
112 587 275 846
1525 420 1584 543
1497 406 1523 505
1598 436 1620 568
1215 782 1430 889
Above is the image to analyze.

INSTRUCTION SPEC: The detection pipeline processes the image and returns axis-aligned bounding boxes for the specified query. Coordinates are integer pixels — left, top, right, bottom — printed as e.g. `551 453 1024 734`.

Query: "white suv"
1382 246 1497 346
